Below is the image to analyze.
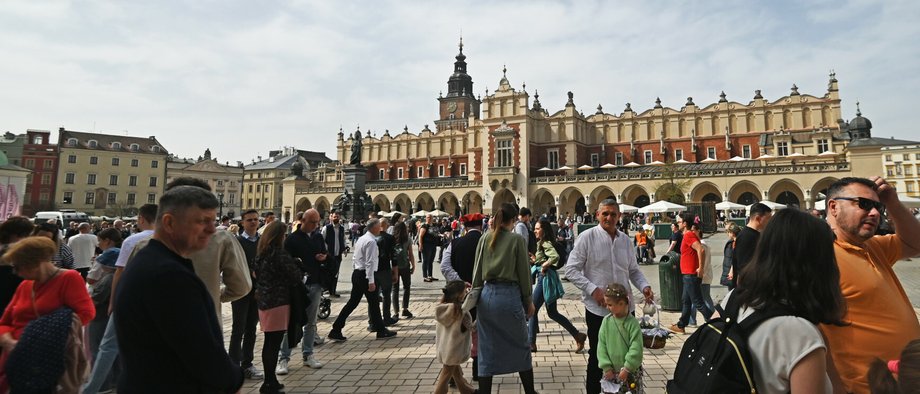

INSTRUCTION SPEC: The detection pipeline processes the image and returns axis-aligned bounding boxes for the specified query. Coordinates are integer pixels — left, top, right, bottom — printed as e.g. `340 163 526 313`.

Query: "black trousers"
327 255 343 294
333 269 384 332
229 291 258 368
376 269 394 320
585 309 605 394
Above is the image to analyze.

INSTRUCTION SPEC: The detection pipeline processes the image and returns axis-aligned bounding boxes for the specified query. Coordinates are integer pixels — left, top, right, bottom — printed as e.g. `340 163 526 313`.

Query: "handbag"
542 269 565 304
461 287 481 312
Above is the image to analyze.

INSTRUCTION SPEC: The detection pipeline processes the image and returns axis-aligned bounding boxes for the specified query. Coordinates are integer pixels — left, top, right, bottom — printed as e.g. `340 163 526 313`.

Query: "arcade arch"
531 188 555 218
728 181 761 204
590 186 616 213
559 187 586 218
373 194 391 213
690 182 722 203
295 197 312 214
621 185 650 207
393 193 412 214
492 188 516 213
437 192 460 216
769 179 804 207
461 191 484 214
416 192 435 212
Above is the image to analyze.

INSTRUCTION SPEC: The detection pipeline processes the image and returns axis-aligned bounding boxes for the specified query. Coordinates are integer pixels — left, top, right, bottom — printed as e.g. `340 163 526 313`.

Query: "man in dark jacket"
375 218 398 326
731 202 772 288
322 211 347 297
229 209 263 380
278 209 328 373
114 186 243 393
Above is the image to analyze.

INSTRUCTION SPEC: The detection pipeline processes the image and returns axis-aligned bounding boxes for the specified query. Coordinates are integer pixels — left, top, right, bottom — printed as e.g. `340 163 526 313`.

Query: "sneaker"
402 310 414 319
331 292 342 298
384 317 399 326
328 330 347 342
313 336 325 346
244 365 264 380
530 343 538 352
430 277 440 281
275 359 289 375
423 277 433 282
376 329 397 339
669 324 686 334
303 355 324 369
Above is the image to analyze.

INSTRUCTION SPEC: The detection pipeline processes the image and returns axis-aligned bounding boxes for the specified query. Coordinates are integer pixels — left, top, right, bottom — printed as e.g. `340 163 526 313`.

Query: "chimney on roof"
149 136 155 140
59 127 65 132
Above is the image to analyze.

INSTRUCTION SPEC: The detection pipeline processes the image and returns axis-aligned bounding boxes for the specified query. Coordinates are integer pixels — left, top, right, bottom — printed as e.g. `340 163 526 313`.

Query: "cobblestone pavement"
222 232 920 393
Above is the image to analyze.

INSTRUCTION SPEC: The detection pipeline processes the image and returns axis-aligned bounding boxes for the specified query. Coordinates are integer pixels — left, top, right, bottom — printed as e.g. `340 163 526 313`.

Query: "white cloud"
0 0 917 162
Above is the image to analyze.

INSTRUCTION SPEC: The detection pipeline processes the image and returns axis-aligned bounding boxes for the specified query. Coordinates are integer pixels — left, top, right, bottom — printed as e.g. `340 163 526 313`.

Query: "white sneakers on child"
304 355 324 369
276 359 289 375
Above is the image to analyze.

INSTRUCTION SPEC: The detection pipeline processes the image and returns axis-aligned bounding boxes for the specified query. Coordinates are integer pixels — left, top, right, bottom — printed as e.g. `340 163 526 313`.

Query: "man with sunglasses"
822 176 920 393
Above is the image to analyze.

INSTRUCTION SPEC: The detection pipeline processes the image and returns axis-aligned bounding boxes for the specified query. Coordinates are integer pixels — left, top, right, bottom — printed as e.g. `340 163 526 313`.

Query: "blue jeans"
689 284 714 325
678 275 713 328
528 272 580 344
83 314 119 394
279 283 323 361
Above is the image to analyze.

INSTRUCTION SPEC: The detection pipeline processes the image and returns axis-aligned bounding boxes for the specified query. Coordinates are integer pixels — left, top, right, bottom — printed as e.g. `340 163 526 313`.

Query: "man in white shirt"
564 198 655 394
67 223 98 278
327 219 396 341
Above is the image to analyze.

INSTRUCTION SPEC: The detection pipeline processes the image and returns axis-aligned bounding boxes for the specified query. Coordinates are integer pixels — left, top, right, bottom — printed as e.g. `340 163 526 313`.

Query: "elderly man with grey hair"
67 222 98 277
328 218 397 341
114 185 243 392
564 197 654 394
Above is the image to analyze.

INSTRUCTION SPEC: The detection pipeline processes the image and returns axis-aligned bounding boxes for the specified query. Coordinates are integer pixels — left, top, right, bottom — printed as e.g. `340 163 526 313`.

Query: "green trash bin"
729 218 747 228
658 251 683 311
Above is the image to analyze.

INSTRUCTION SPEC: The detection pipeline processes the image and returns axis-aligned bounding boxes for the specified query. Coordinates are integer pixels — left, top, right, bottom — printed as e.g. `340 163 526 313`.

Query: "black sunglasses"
833 197 885 213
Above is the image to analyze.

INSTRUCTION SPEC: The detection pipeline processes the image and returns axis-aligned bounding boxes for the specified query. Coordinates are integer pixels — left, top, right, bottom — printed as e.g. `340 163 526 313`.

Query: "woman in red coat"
0 236 95 391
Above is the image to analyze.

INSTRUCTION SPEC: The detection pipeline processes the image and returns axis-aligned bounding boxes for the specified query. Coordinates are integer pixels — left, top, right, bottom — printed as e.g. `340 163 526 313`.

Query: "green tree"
654 162 692 204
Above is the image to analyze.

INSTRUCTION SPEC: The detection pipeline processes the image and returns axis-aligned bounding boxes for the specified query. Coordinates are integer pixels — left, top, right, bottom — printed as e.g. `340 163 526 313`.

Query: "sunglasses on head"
833 196 885 213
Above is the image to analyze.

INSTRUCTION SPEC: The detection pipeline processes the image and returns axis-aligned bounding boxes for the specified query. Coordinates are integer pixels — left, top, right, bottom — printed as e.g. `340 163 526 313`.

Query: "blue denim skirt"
476 282 532 376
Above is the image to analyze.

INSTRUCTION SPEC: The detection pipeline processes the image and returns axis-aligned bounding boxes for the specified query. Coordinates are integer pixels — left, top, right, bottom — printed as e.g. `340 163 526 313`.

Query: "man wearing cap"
441 213 485 381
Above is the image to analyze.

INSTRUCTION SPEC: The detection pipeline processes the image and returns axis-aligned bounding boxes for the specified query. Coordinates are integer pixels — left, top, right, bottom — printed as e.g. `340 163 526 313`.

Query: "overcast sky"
2 0 917 164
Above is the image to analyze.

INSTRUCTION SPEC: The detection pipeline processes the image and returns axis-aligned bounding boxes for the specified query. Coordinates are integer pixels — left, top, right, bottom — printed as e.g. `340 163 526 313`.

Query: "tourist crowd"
0 176 917 393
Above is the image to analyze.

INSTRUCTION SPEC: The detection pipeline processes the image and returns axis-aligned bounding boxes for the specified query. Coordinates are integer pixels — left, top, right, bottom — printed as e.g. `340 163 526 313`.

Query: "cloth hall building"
281 42 909 220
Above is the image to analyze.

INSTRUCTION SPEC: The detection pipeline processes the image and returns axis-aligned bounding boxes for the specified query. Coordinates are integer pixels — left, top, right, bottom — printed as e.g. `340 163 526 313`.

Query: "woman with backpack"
528 219 588 353
679 208 846 393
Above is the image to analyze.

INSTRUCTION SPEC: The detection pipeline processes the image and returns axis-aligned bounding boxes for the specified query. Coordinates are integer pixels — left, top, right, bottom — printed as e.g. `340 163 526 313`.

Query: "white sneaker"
243 365 264 380
303 355 324 369
276 359 289 375
314 335 325 346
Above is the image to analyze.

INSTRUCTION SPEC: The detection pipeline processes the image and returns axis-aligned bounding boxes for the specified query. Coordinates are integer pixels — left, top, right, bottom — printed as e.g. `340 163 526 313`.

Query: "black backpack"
666 295 792 393
551 241 568 267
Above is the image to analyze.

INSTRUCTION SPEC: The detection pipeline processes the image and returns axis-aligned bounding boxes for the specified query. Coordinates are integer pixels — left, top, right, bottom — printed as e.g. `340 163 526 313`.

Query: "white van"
34 210 90 229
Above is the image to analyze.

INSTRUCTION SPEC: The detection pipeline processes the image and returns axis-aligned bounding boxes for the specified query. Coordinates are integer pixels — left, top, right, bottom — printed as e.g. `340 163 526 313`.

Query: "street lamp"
217 192 224 219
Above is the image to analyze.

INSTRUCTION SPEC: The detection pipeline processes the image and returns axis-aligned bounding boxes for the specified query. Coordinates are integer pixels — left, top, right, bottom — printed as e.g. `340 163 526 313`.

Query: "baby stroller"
317 293 331 320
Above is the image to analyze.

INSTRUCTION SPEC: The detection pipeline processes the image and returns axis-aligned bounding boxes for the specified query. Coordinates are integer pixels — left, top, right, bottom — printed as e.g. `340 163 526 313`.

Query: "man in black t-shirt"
730 202 773 288
375 218 398 326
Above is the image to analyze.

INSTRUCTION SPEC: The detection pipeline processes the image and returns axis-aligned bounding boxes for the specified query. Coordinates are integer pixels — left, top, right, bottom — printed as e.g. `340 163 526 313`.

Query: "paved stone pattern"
222 232 920 393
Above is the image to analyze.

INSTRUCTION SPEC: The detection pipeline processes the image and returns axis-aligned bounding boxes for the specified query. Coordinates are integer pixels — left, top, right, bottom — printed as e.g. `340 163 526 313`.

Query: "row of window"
64 173 157 187
21 159 55 170
65 155 158 168
246 198 270 209
61 191 157 206
65 138 161 153
25 173 53 185
248 184 273 193
378 163 468 180
885 153 920 162
887 162 917 178
247 171 286 179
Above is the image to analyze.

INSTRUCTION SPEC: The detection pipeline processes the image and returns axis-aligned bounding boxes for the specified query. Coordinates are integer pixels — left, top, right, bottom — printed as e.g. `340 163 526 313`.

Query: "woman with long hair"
391 221 416 319
528 218 586 353
252 221 302 394
725 208 847 393
472 203 536 394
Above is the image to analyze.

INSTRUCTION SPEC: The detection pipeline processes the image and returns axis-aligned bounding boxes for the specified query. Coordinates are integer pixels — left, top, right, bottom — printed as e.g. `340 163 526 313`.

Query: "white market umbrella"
383 211 406 218
715 201 746 210
411 210 430 218
898 194 920 208
786 152 806 159
638 200 688 214
756 154 775 160
557 165 573 171
577 164 594 170
624 162 640 167
701 157 718 163
728 156 748 162
818 150 839 157
673 159 691 164
619 203 639 213
747 200 786 212
538 167 552 172
429 209 450 217
600 163 617 169
649 160 666 166
815 199 826 210
377 211 388 217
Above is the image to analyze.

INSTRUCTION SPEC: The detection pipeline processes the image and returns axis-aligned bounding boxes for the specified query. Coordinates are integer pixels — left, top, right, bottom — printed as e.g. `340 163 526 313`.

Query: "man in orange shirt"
823 176 920 393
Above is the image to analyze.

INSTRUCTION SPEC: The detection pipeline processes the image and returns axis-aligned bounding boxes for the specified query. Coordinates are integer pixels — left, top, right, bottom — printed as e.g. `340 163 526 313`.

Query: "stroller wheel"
318 298 331 319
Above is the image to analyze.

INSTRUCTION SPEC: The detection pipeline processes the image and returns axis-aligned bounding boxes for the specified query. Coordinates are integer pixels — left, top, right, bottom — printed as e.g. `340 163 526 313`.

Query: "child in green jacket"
598 283 643 391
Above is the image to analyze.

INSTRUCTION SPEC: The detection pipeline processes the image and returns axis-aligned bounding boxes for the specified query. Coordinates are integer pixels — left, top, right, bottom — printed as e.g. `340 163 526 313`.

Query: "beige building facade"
166 148 244 218
882 144 920 197
243 147 331 221
55 128 168 215
284 43 912 219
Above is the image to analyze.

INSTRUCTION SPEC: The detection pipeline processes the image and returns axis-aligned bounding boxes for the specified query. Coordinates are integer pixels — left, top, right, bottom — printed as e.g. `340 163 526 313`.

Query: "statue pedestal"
338 166 372 220
343 166 366 196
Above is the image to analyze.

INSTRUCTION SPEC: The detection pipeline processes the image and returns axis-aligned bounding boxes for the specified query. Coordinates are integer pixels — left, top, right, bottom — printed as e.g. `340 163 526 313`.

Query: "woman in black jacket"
253 221 303 394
